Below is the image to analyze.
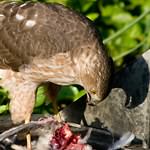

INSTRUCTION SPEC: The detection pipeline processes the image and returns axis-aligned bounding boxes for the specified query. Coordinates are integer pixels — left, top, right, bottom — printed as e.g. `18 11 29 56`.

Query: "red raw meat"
49 123 92 150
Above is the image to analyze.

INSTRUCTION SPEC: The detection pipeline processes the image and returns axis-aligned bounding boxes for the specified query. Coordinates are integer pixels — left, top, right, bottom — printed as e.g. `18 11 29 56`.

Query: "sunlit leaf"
86 12 99 21
80 0 96 12
45 0 68 5
127 24 142 39
57 86 79 101
74 89 87 101
0 104 9 114
35 86 47 107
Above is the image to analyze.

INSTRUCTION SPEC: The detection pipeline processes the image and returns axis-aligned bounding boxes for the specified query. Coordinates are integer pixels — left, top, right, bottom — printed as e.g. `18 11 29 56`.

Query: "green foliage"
0 104 9 114
0 88 9 114
0 0 150 115
34 85 86 114
98 0 150 66
57 86 79 101
35 86 48 108
57 86 86 102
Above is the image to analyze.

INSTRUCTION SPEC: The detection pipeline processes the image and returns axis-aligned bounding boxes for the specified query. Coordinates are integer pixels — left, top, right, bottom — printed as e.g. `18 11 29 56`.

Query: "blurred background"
0 0 150 115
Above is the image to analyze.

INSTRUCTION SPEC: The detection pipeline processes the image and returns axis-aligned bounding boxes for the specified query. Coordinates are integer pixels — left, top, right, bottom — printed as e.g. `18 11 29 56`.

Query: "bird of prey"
0 1 111 124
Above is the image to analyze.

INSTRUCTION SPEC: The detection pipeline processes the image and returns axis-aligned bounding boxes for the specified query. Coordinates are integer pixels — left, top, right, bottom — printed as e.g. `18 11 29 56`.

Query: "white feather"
108 132 135 150
25 20 36 28
16 14 24 21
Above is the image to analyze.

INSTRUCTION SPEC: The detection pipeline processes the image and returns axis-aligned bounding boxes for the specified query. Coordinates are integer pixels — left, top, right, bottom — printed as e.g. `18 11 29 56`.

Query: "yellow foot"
54 112 62 122
25 115 32 150
26 133 31 150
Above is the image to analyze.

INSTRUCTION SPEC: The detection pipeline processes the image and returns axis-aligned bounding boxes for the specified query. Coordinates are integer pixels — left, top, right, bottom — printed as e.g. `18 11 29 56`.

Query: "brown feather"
0 2 104 71
0 2 111 123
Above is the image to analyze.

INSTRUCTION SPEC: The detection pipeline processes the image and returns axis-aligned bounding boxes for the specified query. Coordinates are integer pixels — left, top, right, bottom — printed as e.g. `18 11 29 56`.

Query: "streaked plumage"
0 1 111 123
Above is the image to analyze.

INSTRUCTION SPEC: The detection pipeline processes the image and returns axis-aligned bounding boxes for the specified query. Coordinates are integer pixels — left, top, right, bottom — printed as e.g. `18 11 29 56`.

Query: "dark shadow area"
61 95 87 124
112 56 150 108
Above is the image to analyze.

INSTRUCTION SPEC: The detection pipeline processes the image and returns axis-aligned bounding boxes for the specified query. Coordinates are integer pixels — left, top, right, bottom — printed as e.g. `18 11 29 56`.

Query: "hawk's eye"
90 89 96 94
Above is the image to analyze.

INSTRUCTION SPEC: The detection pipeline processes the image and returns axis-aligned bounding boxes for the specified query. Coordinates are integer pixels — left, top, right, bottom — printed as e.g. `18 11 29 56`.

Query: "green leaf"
86 12 99 21
45 0 68 5
130 0 146 8
57 86 79 101
101 5 123 17
0 88 9 105
111 12 133 27
74 89 87 101
80 0 96 12
35 86 47 107
127 24 142 39
0 104 9 114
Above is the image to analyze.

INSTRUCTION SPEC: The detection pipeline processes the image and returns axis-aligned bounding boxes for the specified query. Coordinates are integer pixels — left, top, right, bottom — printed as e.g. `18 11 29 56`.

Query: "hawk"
0 1 111 124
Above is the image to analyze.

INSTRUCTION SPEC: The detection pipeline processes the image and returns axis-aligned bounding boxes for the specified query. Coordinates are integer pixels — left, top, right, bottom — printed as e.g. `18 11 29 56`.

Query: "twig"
113 40 145 61
0 122 37 142
0 114 44 132
103 10 150 44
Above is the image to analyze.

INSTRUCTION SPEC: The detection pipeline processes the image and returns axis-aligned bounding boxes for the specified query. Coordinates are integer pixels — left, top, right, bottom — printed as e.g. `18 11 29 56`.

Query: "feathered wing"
0 2 48 70
0 2 100 71
0 2 69 70
0 2 25 70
